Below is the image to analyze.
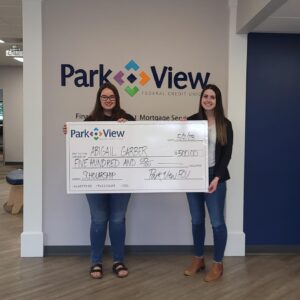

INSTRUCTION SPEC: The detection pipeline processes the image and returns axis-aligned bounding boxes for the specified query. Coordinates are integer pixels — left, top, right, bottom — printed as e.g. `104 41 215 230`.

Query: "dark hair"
199 84 227 145
88 82 127 121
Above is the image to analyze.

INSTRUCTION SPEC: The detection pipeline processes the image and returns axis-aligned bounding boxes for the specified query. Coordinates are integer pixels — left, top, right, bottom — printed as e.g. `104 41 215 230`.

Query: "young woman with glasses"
64 82 135 279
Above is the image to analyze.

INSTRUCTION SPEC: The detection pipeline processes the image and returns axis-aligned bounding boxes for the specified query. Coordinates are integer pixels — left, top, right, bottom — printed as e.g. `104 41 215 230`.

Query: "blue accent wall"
245 33 300 245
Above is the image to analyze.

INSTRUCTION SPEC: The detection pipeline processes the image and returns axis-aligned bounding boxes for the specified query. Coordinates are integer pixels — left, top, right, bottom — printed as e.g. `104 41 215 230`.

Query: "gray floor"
0 166 300 300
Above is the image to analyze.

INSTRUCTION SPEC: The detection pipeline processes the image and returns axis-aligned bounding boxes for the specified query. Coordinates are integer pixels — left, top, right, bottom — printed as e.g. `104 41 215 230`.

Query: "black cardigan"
187 113 233 182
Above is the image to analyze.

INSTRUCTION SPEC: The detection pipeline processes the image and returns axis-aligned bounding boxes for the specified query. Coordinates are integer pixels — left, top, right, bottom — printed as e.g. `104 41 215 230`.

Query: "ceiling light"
6 45 23 57
14 57 23 63
0 40 5 43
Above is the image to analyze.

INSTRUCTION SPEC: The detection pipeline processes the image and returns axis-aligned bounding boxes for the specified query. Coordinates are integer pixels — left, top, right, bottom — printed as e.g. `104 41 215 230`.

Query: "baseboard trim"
44 245 213 256
246 245 300 254
44 245 300 256
4 162 23 166
225 231 245 256
21 231 44 257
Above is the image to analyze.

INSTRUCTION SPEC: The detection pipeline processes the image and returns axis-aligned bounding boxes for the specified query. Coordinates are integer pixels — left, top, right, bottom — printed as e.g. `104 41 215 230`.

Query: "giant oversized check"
66 121 208 193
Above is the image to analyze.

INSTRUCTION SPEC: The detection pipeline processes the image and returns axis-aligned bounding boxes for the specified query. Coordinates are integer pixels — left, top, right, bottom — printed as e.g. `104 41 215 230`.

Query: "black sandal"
90 263 103 279
112 262 128 278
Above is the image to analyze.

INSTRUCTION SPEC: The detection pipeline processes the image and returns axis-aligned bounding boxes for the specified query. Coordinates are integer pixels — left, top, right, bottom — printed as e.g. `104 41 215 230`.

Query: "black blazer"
187 113 233 182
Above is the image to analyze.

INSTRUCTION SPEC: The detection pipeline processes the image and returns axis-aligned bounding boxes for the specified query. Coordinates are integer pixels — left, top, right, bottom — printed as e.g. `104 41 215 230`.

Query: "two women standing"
64 82 233 282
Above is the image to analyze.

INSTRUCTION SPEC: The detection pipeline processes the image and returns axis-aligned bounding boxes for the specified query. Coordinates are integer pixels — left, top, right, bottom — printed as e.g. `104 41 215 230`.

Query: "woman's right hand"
208 177 219 193
63 123 67 135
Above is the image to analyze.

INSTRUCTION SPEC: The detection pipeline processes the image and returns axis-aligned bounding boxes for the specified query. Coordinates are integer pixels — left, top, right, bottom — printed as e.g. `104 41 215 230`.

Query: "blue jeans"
186 167 227 262
86 193 130 264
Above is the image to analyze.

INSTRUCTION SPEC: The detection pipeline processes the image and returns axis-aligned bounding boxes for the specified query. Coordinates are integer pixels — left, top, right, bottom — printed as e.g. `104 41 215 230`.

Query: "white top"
208 123 216 167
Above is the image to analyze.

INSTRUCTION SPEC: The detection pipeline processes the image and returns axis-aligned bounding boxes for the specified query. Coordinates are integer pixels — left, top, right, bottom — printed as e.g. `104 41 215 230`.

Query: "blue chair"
4 169 23 214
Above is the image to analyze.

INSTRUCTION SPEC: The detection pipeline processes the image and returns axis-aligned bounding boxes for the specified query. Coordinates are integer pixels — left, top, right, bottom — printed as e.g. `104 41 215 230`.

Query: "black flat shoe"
90 263 103 279
112 262 128 278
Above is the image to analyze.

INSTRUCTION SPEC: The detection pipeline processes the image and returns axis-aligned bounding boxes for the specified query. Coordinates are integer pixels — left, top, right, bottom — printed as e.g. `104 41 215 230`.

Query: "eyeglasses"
100 95 116 101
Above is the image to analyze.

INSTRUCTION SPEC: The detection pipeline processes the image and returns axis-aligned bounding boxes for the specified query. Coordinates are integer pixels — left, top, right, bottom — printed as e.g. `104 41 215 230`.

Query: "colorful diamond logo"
113 60 150 97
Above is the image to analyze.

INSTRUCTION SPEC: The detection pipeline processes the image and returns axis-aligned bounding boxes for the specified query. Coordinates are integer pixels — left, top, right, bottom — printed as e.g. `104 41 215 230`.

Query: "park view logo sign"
61 60 210 97
70 128 125 140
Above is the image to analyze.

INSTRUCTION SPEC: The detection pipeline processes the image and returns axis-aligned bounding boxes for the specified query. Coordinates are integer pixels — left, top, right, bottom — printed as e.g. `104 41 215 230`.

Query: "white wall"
42 0 229 247
23 0 249 256
0 66 23 162
21 0 43 257
225 0 247 256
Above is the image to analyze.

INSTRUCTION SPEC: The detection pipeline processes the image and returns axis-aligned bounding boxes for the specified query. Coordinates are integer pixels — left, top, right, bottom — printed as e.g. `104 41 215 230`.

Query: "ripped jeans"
86 193 130 264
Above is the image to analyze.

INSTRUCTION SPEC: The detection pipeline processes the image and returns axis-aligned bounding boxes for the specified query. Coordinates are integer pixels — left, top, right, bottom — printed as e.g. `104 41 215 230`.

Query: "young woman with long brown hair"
184 84 233 282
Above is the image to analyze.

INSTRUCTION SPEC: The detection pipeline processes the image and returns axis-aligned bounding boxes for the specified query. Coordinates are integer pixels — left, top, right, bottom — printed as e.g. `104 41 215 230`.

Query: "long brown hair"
199 84 227 145
88 82 127 121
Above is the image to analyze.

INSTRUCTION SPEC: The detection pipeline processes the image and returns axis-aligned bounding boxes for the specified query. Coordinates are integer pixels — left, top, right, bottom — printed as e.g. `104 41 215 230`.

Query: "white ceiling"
253 0 300 33
0 0 22 66
0 0 300 66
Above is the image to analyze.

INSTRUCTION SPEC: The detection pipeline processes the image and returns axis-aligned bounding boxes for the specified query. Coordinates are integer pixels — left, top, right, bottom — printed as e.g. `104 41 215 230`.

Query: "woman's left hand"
117 118 127 122
208 177 219 193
